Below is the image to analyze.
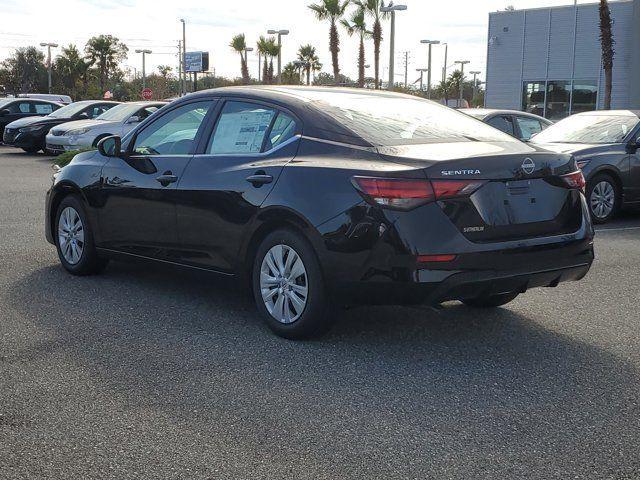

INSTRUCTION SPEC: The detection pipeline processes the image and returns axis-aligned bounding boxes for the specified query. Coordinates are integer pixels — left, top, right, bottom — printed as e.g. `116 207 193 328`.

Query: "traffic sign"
141 88 153 100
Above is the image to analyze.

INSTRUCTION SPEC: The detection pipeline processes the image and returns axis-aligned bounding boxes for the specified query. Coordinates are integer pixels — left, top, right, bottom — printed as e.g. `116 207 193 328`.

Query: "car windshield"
531 114 639 144
300 91 517 146
49 102 92 119
95 104 145 122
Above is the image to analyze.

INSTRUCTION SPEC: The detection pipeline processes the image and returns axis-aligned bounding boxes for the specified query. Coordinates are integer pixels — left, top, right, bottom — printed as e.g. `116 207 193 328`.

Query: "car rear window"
298 91 517 146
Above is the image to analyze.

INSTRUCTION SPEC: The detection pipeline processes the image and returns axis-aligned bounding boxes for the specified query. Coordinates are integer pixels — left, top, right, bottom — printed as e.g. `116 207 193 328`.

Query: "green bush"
54 148 96 167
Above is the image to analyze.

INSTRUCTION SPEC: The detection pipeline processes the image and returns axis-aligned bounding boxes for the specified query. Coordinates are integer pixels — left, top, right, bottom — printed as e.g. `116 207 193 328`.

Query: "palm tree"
297 45 322 85
357 0 388 89
341 7 370 88
54 45 91 98
85 35 128 93
599 0 615 110
230 34 250 84
308 0 350 84
266 38 280 84
257 36 270 84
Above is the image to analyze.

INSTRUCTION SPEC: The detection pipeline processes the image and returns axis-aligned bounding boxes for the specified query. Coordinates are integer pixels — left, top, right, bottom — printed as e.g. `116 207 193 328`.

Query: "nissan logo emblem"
522 158 535 175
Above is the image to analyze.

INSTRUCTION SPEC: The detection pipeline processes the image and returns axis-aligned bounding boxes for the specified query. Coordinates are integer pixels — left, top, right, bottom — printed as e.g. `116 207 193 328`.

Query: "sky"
0 0 593 86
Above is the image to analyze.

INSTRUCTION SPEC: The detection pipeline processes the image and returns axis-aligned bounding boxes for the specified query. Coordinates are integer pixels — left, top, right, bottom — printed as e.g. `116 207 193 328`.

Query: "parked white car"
45 101 166 154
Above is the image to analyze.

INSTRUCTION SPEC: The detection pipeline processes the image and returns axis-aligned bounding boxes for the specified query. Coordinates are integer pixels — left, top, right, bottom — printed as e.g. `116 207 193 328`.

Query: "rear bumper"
332 238 594 306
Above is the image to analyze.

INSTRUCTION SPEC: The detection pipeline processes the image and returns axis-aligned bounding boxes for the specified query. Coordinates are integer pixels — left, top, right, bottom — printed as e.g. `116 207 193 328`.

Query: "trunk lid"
377 141 583 243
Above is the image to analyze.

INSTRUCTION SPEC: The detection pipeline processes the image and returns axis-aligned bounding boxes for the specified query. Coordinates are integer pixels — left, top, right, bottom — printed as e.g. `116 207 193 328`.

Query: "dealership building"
485 0 640 120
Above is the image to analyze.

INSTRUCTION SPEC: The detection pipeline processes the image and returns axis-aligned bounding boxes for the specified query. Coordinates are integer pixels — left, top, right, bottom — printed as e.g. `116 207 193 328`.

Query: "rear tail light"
417 254 457 264
560 171 586 191
352 176 485 211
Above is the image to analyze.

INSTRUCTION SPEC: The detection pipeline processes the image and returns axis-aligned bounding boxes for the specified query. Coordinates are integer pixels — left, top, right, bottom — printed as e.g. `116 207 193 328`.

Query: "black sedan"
461 109 553 142
2 100 120 153
45 87 594 339
0 98 62 142
531 110 640 223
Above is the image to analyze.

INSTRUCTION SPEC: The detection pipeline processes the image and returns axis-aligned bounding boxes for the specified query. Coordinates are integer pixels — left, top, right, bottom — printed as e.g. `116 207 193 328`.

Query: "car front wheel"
55 195 108 275
587 174 619 224
252 229 331 339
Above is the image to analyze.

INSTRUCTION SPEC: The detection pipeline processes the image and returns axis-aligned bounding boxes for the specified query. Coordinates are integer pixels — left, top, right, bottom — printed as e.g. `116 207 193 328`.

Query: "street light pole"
470 71 481 105
40 42 58 94
454 60 470 107
416 68 428 91
180 19 186 95
442 43 448 83
420 40 440 99
244 47 254 81
268 29 289 84
380 4 407 90
135 49 152 90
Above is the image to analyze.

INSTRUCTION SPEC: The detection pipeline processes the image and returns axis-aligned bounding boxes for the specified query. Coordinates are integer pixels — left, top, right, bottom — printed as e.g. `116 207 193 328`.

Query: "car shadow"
5 261 639 476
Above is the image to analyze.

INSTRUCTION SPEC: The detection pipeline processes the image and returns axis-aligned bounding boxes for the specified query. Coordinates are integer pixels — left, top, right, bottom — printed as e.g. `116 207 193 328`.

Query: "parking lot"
0 145 639 479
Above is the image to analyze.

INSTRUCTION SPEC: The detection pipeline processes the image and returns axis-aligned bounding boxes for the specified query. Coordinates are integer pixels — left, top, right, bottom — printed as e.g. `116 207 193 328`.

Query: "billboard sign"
185 51 209 73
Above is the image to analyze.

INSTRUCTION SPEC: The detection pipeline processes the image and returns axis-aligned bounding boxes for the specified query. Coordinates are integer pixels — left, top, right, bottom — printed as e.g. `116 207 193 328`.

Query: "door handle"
246 173 273 186
156 172 178 186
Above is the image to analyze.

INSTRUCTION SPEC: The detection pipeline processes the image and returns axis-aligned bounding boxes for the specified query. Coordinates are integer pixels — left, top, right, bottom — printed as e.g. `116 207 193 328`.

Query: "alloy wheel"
260 244 309 324
58 206 85 265
590 181 615 219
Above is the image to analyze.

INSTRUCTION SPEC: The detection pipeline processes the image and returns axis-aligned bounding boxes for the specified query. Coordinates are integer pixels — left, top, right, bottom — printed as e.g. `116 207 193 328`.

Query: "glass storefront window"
546 81 571 120
522 80 598 119
571 81 598 114
523 82 546 117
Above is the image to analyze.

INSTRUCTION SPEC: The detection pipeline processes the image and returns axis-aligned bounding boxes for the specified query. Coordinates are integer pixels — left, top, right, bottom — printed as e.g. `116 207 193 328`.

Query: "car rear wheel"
55 195 108 275
587 173 619 224
461 292 519 308
252 229 331 339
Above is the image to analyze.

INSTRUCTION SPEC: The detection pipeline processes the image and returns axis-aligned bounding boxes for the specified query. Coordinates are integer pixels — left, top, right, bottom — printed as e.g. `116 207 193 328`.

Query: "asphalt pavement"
0 145 639 479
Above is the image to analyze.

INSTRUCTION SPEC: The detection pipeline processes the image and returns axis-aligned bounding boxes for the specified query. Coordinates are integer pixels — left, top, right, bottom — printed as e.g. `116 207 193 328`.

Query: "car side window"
208 101 276 154
487 115 515 136
132 101 213 156
9 102 32 114
515 116 544 141
34 102 54 114
265 112 298 150
138 106 159 121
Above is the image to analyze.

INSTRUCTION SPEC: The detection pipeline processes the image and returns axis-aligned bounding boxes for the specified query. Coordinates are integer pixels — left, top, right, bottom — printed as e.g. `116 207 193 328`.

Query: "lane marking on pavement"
595 226 640 232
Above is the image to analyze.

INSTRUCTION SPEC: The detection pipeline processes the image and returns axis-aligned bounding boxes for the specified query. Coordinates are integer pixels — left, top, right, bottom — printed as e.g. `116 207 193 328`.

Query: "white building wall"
486 0 637 113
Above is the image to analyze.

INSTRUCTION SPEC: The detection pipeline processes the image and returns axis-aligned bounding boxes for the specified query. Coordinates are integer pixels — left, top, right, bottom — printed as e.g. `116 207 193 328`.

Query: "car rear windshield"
301 91 517 146
531 114 640 144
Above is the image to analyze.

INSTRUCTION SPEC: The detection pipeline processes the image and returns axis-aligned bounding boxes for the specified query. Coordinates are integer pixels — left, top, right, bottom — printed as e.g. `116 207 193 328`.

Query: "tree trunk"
240 54 249 85
373 20 381 90
358 36 365 88
263 58 269 85
329 20 340 84
306 67 311 86
268 59 274 84
599 0 615 110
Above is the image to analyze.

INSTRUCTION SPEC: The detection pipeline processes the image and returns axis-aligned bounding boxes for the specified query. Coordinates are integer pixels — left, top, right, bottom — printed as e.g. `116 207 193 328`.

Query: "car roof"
180 86 448 147
573 110 640 118
3 98 62 105
460 108 550 121
71 100 121 105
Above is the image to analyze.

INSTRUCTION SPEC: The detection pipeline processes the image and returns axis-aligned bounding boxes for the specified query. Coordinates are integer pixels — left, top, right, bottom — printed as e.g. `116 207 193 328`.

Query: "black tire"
22 146 41 154
55 195 108 276
586 173 620 224
252 229 331 339
462 292 519 308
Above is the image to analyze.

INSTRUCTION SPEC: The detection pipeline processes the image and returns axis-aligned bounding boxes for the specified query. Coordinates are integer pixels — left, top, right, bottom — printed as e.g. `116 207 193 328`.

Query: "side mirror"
97 135 122 157
0 109 10 116
627 135 640 153
126 115 141 124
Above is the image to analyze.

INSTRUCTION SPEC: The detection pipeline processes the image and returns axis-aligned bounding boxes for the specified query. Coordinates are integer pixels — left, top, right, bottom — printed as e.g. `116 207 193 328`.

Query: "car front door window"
487 115 516 137
132 101 213 156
